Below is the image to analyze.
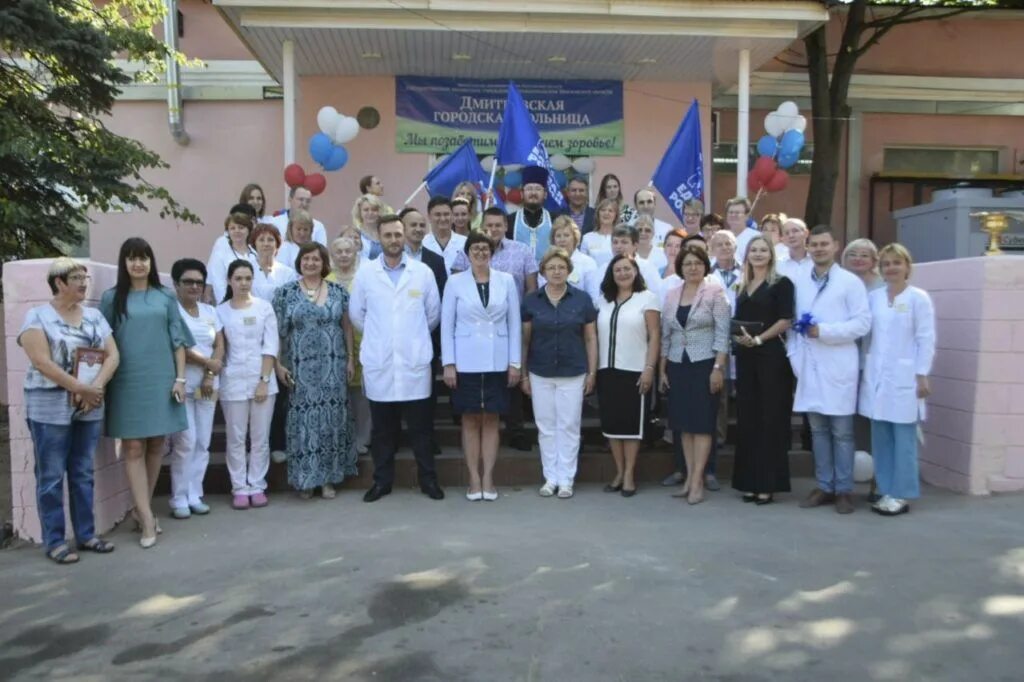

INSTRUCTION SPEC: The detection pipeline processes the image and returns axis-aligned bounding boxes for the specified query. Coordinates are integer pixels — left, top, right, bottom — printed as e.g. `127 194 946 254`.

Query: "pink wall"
3 260 133 543
764 15 1024 79
914 256 1024 495
178 0 256 61
91 99 283 266
294 76 712 233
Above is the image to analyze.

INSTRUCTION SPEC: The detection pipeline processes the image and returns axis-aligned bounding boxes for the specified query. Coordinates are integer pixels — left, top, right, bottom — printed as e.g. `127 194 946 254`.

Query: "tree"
780 0 997 229
0 0 198 266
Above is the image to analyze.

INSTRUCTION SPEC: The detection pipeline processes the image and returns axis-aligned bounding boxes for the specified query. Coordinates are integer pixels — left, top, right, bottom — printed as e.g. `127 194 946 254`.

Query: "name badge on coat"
408 289 422 298
243 316 257 326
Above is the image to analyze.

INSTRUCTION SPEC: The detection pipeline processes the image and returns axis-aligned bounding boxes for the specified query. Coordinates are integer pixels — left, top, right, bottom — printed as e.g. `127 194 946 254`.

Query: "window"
883 147 999 175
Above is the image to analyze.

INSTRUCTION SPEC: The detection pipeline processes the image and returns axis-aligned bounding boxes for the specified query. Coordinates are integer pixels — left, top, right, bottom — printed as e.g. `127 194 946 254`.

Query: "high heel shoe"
687 489 705 505
755 495 774 506
131 510 162 534
671 482 691 498
742 493 757 503
139 533 157 549
602 482 623 493
465 490 483 501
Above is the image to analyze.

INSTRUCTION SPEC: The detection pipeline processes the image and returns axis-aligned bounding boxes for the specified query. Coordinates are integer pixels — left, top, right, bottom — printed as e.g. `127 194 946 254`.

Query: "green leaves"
0 0 197 269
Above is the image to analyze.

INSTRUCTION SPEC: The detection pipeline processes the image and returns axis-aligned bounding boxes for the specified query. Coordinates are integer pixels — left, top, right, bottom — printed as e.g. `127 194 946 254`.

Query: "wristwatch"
712 364 722 371
260 375 272 383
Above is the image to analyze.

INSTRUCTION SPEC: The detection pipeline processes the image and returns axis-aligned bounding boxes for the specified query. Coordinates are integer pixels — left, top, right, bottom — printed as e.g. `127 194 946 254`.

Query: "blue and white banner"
396 76 623 155
651 99 704 224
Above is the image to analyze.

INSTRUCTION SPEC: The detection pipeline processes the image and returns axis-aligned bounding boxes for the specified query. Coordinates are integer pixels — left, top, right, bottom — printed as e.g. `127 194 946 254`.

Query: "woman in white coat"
859 243 935 517
206 207 258 304
442 232 522 501
217 260 279 510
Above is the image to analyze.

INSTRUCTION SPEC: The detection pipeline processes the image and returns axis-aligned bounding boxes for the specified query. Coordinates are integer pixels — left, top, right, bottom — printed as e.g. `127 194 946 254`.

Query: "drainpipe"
164 0 189 146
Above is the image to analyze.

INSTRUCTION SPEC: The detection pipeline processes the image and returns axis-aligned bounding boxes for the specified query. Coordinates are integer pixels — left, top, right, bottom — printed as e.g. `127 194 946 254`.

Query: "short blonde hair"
286 209 314 243
594 198 620 228
878 242 914 278
551 215 581 249
725 196 751 214
351 193 384 230
842 238 879 273
47 257 87 294
539 247 574 276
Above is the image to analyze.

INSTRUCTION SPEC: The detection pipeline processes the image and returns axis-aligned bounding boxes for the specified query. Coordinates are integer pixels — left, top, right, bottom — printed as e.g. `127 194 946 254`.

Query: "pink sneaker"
250 492 268 508
232 494 250 510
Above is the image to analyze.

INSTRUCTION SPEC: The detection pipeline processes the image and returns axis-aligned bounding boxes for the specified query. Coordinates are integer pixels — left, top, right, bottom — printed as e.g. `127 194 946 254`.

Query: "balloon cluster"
282 106 361 197
483 154 597 205
749 101 807 195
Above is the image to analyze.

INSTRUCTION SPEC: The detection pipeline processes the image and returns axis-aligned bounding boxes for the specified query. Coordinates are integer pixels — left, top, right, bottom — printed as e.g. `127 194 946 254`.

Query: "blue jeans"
27 419 102 551
807 412 855 494
871 420 920 500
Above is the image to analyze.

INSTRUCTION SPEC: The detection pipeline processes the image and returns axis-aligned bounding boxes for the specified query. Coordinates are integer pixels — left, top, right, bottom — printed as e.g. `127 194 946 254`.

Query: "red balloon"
765 169 789 193
496 187 507 202
303 173 327 196
751 156 777 183
283 163 306 188
506 188 523 205
747 173 765 194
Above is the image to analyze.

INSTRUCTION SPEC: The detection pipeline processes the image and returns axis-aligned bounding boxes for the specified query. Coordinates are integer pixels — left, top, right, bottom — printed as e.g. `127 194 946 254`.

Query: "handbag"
730 320 765 337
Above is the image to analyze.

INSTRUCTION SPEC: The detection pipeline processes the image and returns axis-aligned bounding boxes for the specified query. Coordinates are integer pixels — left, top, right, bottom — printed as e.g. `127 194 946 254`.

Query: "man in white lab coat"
349 215 444 502
789 225 871 514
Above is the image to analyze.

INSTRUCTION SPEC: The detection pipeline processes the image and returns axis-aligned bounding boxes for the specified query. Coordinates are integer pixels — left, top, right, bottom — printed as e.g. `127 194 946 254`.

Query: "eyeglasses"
469 246 491 255
179 278 205 287
66 274 91 283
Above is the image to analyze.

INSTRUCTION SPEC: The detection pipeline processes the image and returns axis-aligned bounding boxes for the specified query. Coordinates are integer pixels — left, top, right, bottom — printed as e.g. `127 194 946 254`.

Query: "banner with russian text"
395 76 623 156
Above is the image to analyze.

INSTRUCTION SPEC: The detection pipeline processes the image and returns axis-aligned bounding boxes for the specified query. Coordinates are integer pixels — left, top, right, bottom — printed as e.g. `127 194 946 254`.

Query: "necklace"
547 286 567 304
302 279 323 301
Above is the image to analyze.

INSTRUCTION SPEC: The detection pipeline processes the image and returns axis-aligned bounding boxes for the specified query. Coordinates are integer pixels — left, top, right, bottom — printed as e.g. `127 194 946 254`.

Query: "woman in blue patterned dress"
273 242 356 498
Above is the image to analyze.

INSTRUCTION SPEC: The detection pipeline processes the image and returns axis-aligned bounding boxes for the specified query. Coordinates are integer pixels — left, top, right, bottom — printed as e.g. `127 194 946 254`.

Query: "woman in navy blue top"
521 248 598 499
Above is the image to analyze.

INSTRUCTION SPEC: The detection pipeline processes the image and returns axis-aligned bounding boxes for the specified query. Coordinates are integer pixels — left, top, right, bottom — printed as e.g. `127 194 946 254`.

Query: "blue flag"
495 82 566 212
651 99 704 224
424 139 487 199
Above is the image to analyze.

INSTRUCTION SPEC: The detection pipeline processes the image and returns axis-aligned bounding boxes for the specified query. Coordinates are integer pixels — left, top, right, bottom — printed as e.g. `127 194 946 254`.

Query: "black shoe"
621 487 637 498
754 495 775 506
421 483 445 500
603 482 623 493
363 485 392 503
742 493 757 503
431 440 442 455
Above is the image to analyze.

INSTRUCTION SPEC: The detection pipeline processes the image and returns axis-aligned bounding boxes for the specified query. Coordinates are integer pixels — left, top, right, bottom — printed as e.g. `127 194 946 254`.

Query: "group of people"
20 164 936 565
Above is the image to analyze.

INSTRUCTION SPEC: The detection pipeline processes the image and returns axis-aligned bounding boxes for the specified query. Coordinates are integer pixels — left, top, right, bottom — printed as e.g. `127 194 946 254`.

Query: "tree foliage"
781 0 1000 230
0 0 198 265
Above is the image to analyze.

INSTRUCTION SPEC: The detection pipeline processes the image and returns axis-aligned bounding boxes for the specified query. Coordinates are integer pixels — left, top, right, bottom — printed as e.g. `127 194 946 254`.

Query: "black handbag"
730 320 765 336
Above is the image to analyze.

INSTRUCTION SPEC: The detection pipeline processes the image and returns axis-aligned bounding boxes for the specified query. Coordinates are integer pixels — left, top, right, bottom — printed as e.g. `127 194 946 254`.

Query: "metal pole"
283 39 296 205
736 49 751 199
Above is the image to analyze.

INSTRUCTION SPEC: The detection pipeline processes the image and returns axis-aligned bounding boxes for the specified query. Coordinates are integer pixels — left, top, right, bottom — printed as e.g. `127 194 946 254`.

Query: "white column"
736 48 751 198
845 107 863 241
282 39 296 205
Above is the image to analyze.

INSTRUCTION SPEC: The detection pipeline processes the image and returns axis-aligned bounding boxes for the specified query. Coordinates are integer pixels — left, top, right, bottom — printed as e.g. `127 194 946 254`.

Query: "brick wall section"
913 256 1024 495
2 259 172 543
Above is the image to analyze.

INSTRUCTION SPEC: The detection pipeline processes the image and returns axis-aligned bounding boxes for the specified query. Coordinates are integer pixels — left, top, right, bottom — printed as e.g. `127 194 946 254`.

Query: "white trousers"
221 397 276 495
351 386 372 450
530 373 585 487
168 397 216 508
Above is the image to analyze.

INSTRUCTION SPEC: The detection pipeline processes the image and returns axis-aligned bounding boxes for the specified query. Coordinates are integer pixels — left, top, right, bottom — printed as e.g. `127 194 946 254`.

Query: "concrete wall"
914 256 1024 495
2 260 136 543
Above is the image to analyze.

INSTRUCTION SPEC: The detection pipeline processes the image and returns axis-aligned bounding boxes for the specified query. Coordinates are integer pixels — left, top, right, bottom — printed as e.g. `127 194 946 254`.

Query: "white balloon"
792 115 808 133
764 112 788 138
549 153 572 171
503 163 523 172
853 451 874 483
572 157 596 174
332 115 360 144
317 106 340 137
481 155 496 172
778 100 800 117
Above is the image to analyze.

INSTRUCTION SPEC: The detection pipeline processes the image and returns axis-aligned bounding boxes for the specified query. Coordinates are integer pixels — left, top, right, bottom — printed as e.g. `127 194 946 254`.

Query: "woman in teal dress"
273 242 356 498
100 238 194 548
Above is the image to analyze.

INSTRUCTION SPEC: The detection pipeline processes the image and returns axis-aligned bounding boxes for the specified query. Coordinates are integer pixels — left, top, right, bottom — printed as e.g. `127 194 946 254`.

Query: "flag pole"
403 181 428 207
484 161 498 209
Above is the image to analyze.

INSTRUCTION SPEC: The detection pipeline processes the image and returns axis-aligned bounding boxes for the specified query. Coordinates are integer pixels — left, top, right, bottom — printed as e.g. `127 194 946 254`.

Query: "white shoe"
873 495 909 516
557 485 574 499
270 449 288 463
466 490 483 501
482 490 498 501
539 482 556 497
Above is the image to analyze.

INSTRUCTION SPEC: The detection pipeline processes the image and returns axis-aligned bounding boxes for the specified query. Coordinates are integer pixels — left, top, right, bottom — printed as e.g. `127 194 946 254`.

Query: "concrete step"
157 442 815 494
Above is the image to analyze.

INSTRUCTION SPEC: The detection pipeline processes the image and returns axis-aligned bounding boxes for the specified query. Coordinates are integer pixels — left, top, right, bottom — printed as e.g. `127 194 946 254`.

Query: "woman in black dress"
731 235 795 504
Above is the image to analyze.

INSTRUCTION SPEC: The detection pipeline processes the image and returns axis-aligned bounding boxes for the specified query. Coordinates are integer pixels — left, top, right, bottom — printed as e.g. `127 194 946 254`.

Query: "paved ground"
1 480 1022 681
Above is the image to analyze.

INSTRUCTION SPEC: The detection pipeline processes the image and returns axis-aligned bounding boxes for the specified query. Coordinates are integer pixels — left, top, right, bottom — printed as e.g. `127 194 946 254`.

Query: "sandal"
78 538 115 553
47 544 80 565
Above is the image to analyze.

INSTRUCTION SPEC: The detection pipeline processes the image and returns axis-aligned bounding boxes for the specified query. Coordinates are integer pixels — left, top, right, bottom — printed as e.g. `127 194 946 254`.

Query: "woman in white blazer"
859 243 935 517
442 232 522 502
217 260 279 510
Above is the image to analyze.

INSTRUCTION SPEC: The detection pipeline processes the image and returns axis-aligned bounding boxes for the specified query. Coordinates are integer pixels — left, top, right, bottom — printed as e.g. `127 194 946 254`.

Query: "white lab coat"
216 298 279 401
206 237 258 305
263 212 328 248
858 286 936 424
349 255 441 402
441 269 522 372
788 263 871 416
